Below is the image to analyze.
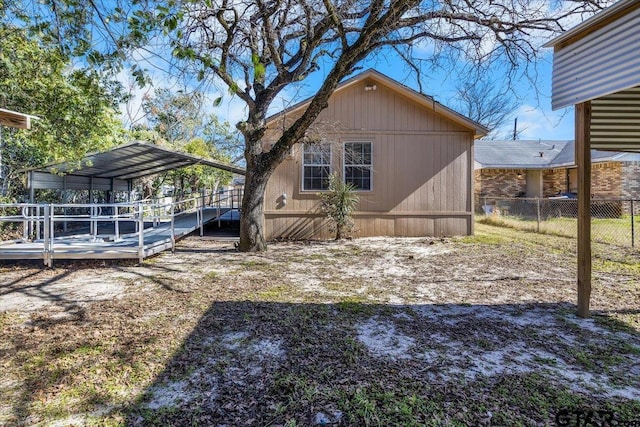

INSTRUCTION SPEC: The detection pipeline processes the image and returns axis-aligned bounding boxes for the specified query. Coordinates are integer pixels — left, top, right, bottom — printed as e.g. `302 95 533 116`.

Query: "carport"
545 0 640 317
1 141 245 265
23 140 245 202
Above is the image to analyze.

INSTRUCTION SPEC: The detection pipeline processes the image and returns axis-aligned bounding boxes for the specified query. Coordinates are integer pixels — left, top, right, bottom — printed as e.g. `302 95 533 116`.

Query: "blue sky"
121 38 576 142
220 53 574 142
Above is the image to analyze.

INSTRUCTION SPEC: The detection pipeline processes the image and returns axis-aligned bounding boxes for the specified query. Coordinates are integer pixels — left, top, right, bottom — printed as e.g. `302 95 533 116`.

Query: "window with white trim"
302 142 331 191
344 142 372 191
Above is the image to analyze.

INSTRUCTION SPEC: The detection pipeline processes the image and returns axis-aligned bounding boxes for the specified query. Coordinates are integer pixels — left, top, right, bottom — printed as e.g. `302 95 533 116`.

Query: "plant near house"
319 173 359 240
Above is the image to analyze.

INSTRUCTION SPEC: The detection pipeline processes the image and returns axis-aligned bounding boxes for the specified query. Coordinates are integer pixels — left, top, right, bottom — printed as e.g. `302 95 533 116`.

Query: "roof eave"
543 0 639 48
0 108 40 130
477 157 620 170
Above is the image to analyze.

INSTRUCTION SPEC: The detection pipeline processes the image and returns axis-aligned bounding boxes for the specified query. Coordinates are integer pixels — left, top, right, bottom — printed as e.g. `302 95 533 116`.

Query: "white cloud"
499 104 574 140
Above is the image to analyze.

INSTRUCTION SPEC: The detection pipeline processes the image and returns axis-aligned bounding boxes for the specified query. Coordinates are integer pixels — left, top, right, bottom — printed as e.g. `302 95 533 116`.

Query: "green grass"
457 230 508 245
478 212 640 246
593 258 640 275
255 284 293 301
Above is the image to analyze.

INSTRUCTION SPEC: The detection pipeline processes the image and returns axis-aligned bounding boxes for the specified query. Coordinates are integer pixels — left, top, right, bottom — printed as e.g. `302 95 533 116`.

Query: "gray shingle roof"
474 140 634 169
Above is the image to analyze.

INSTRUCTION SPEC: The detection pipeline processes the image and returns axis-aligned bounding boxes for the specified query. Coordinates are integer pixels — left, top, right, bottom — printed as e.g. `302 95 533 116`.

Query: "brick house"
474 140 640 207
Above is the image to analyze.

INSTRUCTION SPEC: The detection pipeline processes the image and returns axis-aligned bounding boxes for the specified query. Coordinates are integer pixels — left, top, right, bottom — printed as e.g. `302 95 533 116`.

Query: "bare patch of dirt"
1 224 639 426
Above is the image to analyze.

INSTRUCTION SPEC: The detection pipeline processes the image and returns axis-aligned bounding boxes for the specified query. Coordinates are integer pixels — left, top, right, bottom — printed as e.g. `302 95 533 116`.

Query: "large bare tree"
454 78 521 140
5 0 609 251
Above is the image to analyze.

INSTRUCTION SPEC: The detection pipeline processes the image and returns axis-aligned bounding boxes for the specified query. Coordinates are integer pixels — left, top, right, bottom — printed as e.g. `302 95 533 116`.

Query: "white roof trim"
0 108 39 130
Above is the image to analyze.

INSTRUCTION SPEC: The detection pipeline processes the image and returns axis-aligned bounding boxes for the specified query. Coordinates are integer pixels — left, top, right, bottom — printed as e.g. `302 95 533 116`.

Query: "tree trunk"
238 167 271 252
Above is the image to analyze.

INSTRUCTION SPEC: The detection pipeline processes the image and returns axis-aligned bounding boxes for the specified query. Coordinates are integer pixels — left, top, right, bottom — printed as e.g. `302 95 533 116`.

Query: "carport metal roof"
25 141 245 182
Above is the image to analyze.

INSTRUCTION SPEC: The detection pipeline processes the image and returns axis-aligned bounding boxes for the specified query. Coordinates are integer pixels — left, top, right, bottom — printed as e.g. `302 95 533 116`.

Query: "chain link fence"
477 197 640 248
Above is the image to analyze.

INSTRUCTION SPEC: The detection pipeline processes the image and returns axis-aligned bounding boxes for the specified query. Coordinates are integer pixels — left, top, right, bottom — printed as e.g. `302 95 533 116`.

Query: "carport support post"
138 202 144 264
576 101 592 318
170 202 175 252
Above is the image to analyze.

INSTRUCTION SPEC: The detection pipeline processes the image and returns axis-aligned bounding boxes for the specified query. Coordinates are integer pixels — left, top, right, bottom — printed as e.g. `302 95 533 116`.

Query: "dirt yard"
1 223 639 426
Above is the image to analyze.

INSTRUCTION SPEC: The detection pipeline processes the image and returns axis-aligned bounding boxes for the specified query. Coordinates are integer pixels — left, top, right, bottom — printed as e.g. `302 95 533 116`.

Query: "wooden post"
576 101 592 318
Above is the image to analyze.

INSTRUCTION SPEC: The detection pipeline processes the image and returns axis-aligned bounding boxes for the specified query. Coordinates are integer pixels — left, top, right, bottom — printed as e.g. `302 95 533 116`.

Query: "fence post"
114 205 120 241
217 192 221 228
43 204 51 267
199 197 204 237
91 205 97 239
631 200 635 248
536 198 541 233
138 203 144 264
21 206 28 240
170 202 176 252
36 206 41 241
49 205 55 267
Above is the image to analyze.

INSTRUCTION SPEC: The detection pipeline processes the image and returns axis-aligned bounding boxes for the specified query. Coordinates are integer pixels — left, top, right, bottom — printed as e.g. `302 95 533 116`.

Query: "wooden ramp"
0 207 234 265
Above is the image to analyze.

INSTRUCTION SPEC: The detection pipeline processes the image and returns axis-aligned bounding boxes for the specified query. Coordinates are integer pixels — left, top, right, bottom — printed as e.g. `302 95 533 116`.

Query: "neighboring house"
474 139 640 205
261 69 488 240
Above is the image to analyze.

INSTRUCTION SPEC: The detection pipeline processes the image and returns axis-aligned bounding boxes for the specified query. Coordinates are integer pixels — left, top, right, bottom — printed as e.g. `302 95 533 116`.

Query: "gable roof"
474 139 638 170
23 141 245 180
266 69 489 138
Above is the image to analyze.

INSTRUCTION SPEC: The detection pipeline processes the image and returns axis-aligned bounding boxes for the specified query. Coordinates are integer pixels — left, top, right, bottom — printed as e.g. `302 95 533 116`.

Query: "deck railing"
0 188 243 266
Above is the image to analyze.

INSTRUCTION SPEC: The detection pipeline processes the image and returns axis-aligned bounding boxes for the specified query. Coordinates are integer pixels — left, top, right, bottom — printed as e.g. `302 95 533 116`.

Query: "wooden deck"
0 207 235 265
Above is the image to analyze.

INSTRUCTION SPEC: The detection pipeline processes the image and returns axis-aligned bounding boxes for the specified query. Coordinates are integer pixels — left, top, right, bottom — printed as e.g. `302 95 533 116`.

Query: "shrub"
319 173 359 240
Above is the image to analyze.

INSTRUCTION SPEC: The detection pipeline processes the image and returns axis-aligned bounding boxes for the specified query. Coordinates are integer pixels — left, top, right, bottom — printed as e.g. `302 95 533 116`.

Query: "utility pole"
512 117 518 140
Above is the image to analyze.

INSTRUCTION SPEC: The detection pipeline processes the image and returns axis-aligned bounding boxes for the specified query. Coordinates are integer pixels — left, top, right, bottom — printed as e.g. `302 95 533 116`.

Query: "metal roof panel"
24 141 245 179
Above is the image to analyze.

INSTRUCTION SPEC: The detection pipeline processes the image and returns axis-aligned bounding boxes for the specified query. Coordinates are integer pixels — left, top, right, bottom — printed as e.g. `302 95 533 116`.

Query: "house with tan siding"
261 69 488 240
474 139 640 208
